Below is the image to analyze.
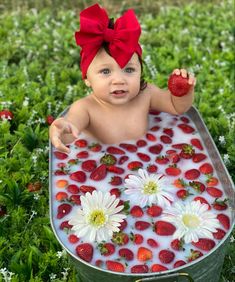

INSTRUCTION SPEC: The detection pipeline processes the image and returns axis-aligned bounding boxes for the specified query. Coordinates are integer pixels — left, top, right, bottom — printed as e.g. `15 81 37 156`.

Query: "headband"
75 4 142 79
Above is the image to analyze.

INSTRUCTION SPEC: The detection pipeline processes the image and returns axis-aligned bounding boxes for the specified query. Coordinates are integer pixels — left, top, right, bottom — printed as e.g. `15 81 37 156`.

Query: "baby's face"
85 48 142 106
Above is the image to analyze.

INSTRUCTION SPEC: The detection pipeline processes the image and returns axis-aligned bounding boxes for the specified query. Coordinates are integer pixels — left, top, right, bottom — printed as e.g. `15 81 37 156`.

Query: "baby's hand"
168 69 196 97
49 117 79 153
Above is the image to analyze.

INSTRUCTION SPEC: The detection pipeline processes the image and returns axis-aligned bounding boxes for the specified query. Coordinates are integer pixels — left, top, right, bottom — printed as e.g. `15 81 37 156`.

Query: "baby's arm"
148 69 196 115
49 99 90 153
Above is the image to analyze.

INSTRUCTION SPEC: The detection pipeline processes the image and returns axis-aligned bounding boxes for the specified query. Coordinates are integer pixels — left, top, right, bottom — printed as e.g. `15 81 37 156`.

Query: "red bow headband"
75 4 142 79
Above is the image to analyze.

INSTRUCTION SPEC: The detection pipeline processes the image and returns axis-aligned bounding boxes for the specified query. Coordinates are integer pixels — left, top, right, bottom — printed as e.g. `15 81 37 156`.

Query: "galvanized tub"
49 106 235 282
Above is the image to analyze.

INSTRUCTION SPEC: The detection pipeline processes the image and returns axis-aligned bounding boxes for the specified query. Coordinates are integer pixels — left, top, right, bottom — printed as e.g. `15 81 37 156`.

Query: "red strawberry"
160 135 172 144
168 74 191 97
57 203 72 219
213 228 226 240
118 155 129 165
137 152 151 162
137 247 153 261
109 176 122 185
146 205 162 217
119 143 137 152
135 221 150 231
110 188 121 198
76 150 89 159
107 165 125 174
68 234 79 244
217 214 230 230
151 264 168 272
192 153 207 163
206 187 223 198
80 185 96 194
106 260 125 272
174 260 186 268
173 178 187 189
59 220 72 230
119 219 127 231
107 146 125 155
54 170 66 176
75 139 87 148
188 249 203 262
131 264 149 273
199 163 213 174
191 138 203 150
118 248 134 261
149 109 160 115
70 171 86 183
180 116 190 123
159 249 175 264
163 128 174 137
178 123 195 134
147 164 158 173
212 199 228 210
193 196 211 209
206 176 219 186
189 181 205 193
179 144 195 159
171 239 184 251
155 221 176 236
88 142 102 152
155 155 169 165
112 232 129 245
0 109 13 120
67 184 79 194
95 259 104 267
55 192 68 201
46 115 54 125
54 151 68 160
130 233 143 244
147 238 159 248
192 238 215 251
130 205 144 217
184 169 200 180
100 154 117 166
98 242 115 256
136 139 147 147
167 153 180 164
127 161 143 171
69 194 81 205
150 125 161 131
90 164 107 181
165 166 181 176
148 144 163 154
172 143 188 149
146 133 157 141
176 189 190 200
81 160 97 172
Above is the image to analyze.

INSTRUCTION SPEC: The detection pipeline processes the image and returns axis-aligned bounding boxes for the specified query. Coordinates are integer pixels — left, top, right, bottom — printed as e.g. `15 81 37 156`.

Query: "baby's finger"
173 69 181 75
51 136 70 153
180 69 187 78
69 124 79 139
188 73 196 86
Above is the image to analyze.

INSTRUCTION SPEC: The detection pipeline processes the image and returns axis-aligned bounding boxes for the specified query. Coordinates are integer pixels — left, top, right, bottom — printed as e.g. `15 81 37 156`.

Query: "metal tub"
49 106 235 282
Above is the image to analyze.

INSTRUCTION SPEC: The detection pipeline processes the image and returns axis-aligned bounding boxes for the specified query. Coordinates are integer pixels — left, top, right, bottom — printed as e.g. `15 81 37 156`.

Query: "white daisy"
124 169 173 208
68 191 126 243
162 200 220 244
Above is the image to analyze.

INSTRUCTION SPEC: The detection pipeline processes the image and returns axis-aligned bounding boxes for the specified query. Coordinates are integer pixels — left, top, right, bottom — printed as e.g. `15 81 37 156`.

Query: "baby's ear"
84 79 91 87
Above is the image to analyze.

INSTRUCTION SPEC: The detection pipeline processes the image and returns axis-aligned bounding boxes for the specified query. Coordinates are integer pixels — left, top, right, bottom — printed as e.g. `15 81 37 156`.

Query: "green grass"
0 0 234 281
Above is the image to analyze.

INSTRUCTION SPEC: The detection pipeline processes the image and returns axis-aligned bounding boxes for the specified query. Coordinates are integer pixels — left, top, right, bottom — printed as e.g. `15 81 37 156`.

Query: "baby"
49 4 196 153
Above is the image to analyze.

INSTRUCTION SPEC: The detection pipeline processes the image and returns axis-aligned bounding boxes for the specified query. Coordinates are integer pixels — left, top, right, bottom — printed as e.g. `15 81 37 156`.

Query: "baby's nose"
112 72 125 84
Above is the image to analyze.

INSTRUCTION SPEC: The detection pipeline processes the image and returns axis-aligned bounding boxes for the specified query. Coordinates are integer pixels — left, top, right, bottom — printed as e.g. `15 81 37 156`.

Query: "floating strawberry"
127 161 143 171
148 144 163 154
173 178 187 189
165 166 181 176
69 194 81 205
146 133 157 141
173 260 186 268
217 214 230 230
67 184 79 194
135 221 151 231
177 124 195 134
190 138 203 150
130 205 144 217
57 203 72 219
156 155 169 165
192 238 215 251
163 128 174 137
147 164 158 173
213 228 226 240
119 219 128 231
131 264 149 273
95 259 104 268
193 196 211 209
81 160 97 172
76 243 93 262
106 260 125 272
137 152 151 162
206 176 219 187
98 242 115 256
212 199 228 210
180 116 190 123
109 176 122 185
68 234 80 244
150 125 161 131
136 139 147 147
70 171 86 183
199 163 213 174
119 143 137 152
90 164 107 181
187 249 203 262
159 249 175 264
119 248 134 261
172 143 188 149
112 232 129 245
80 185 96 194
170 239 184 251
146 205 162 217
107 146 125 155
118 155 129 165
59 220 73 230
107 165 125 174
130 233 143 244
179 144 195 159
176 189 190 200
56 179 68 188
147 238 158 248
110 188 121 198
137 247 153 262
206 187 223 198
184 169 200 180
192 153 207 163
167 152 180 164
189 181 205 193
160 135 172 144
151 264 168 272
100 154 117 166
55 192 68 201
76 150 89 159
75 139 87 148
168 74 191 97
54 151 68 160
155 220 176 235
88 142 102 152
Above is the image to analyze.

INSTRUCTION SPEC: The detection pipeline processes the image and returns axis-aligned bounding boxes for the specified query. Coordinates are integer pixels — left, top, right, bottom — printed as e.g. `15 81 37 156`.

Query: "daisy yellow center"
88 210 106 227
182 214 200 228
143 181 158 195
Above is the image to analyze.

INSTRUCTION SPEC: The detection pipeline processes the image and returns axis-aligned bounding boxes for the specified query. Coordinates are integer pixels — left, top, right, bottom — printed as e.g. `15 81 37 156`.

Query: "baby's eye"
124 67 135 73
100 68 111 75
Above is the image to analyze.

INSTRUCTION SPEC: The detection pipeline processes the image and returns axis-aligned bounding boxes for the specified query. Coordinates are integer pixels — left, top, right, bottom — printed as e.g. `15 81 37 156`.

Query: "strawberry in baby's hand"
168 74 191 97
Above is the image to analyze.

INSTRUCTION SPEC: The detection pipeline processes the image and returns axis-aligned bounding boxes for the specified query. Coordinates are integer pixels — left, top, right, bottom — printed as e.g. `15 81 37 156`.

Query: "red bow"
75 4 142 78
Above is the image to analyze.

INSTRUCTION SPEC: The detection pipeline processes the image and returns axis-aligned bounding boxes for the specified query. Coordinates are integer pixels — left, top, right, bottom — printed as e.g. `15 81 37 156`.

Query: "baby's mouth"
111 90 127 95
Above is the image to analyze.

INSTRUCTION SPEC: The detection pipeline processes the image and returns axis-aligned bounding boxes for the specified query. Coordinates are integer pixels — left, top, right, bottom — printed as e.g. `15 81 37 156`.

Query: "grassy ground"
0 0 234 281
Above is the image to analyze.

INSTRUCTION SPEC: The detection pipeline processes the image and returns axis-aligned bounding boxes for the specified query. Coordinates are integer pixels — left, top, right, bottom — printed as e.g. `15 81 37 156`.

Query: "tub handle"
135 272 194 282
